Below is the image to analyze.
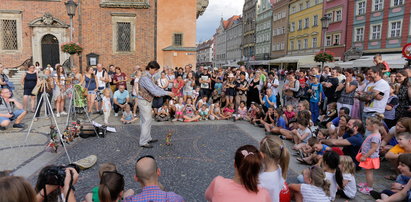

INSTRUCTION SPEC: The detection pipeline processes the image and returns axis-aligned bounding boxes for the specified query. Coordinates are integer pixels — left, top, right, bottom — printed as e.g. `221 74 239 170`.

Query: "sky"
196 0 245 43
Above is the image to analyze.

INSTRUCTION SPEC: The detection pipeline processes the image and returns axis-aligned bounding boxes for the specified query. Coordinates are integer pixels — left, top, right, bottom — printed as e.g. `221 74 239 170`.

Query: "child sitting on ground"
209 102 223 120
197 96 208 109
173 97 184 122
283 118 312 150
338 155 357 199
246 102 257 122
251 104 265 126
183 97 200 122
289 166 331 201
121 104 138 124
192 86 200 103
222 103 235 120
234 101 248 121
210 89 221 105
319 102 337 128
385 132 411 164
199 104 209 121
156 103 171 122
297 137 332 165
284 105 296 123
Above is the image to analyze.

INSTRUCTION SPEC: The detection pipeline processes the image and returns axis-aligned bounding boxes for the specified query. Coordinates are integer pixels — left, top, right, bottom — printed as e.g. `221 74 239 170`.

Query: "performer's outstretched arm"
140 76 170 97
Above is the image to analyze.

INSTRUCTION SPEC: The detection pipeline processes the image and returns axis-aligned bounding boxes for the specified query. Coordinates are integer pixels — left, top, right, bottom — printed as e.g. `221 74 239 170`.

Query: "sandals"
296 157 312 165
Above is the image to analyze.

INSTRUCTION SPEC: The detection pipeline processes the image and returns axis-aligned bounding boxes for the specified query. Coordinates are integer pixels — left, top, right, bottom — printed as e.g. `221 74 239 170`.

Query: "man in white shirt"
362 65 390 122
95 64 110 114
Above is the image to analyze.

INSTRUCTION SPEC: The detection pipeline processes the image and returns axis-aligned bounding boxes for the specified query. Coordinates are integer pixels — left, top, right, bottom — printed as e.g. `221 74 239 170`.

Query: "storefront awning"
247 60 271 66
270 55 316 67
349 54 406 69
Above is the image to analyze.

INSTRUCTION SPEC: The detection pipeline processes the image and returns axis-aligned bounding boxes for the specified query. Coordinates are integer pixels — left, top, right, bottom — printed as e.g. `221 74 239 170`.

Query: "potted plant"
61 42 83 55
314 51 335 70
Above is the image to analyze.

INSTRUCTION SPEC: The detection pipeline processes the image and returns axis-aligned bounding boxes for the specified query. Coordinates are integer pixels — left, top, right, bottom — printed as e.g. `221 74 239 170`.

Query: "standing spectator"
266 72 280 107
21 65 38 112
235 72 248 110
52 65 66 117
113 67 127 90
336 69 358 116
321 68 339 107
334 66 346 83
0 64 10 89
83 66 99 114
225 73 236 107
108 64 116 92
322 66 331 78
183 72 195 101
94 64 109 114
113 85 130 117
124 156 184 202
282 71 300 108
0 88 26 129
362 66 390 123
199 67 212 98
351 74 366 119
172 75 184 97
395 70 410 119
205 145 271 202
247 72 262 107
239 66 249 80
34 61 41 72
166 68 176 92
374 54 391 78
130 65 141 88
131 70 142 117
307 75 323 124
384 84 399 128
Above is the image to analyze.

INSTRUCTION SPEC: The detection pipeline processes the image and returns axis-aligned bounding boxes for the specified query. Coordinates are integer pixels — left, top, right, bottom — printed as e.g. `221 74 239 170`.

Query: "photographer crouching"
35 165 80 202
0 88 26 130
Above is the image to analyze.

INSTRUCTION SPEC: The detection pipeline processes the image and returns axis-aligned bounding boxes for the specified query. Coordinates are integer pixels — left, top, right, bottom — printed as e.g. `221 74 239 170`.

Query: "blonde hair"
367 113 384 126
339 155 355 175
103 88 111 96
260 136 290 179
310 166 331 196
99 163 117 178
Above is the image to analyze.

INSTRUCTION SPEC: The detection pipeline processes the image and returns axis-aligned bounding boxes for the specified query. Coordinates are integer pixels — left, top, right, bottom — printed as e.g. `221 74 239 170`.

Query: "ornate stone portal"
29 13 70 67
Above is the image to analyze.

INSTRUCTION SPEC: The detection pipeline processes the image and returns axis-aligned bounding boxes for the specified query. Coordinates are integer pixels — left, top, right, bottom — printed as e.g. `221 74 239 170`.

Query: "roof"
223 15 241 29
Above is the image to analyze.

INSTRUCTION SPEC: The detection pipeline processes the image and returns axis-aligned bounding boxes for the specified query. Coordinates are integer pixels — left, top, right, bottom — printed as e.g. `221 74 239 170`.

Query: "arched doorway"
41 34 60 68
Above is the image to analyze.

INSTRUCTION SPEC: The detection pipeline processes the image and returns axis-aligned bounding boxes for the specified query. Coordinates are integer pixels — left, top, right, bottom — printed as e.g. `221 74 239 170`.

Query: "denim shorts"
0 109 24 123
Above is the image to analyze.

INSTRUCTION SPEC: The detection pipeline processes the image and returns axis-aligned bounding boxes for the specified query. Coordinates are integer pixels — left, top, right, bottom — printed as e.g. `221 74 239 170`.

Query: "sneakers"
357 182 368 188
358 186 373 195
178 118 183 122
114 113 118 117
56 113 60 118
172 118 177 122
140 144 153 148
13 123 24 128
61 111 68 115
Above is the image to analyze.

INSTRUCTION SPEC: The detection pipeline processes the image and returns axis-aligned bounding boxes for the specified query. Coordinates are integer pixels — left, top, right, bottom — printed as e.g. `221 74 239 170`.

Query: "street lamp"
65 0 77 69
320 15 330 70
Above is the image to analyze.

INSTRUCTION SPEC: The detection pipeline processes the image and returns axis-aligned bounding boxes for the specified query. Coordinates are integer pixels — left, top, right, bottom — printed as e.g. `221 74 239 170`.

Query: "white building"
226 17 243 66
255 0 273 61
214 15 242 67
196 39 214 67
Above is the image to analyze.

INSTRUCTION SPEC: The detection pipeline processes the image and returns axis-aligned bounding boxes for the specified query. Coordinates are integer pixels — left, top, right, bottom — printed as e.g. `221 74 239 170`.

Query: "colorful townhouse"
271 0 290 59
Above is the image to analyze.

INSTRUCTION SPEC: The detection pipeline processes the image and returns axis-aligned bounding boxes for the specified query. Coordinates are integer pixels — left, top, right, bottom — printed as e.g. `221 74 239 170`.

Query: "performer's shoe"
148 139 158 144
140 144 153 148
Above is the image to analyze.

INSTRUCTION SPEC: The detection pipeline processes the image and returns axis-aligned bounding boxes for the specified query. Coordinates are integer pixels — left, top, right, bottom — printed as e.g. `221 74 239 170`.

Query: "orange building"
157 0 206 69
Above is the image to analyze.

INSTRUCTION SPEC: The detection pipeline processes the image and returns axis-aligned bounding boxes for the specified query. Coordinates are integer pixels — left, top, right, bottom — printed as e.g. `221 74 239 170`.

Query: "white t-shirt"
298 128 312 143
96 70 106 88
259 167 284 202
364 79 390 113
102 96 111 111
342 173 356 199
325 172 337 201
267 79 280 96
300 184 331 202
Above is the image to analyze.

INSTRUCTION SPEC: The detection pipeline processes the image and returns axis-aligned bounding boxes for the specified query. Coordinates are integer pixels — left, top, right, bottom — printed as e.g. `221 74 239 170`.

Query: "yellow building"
287 0 323 61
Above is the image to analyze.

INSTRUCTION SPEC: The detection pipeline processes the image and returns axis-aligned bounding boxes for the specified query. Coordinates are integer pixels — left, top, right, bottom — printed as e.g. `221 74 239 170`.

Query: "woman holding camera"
35 165 79 202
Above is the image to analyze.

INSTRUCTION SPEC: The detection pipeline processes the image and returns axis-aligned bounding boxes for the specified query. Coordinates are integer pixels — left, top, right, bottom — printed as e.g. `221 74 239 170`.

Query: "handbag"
31 82 42 95
294 80 304 98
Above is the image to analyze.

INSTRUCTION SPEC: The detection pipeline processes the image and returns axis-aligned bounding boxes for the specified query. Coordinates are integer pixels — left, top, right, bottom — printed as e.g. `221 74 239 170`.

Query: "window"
358 1 366 15
298 20 302 30
390 21 402 38
313 15 318 26
373 0 383 11
304 39 308 49
298 40 302 50
306 1 310 8
315 0 319 4
174 33 183 46
0 19 17 50
292 6 296 13
291 22 295 32
371 24 381 39
299 3 304 11
355 27 364 41
290 40 294 50
392 0 404 6
326 13 333 22
305 18 310 28
326 36 332 46
117 22 131 52
335 10 342 22
312 37 317 48
101 0 150 8
333 34 340 45
273 14 277 21
282 11 286 18
281 42 285 50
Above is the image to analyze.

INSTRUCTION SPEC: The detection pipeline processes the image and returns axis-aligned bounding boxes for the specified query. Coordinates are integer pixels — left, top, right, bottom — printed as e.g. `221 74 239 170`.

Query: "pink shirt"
205 176 272 202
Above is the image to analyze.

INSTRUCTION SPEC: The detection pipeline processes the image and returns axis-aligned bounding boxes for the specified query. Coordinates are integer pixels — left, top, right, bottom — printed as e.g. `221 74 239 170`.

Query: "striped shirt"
138 72 170 100
123 186 184 202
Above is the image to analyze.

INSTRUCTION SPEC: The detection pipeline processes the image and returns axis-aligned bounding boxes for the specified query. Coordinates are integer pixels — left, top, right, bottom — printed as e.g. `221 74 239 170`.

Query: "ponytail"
260 136 290 179
323 151 343 189
235 145 262 193
98 184 112 202
279 145 290 179
321 178 331 197
335 166 344 189
310 166 330 197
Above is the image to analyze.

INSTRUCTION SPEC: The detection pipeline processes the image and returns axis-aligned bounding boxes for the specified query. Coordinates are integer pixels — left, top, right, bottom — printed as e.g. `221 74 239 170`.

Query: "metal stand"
65 85 99 137
24 82 72 163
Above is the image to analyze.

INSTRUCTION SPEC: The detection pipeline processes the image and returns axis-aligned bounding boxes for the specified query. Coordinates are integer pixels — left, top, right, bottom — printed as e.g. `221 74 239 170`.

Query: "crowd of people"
1 53 411 201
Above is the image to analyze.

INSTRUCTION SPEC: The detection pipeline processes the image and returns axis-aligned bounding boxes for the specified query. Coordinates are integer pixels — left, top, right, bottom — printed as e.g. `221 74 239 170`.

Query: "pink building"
323 0 349 61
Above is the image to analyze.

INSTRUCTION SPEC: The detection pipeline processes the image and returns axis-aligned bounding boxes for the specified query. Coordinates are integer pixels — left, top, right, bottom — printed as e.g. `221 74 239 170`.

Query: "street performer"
138 61 175 148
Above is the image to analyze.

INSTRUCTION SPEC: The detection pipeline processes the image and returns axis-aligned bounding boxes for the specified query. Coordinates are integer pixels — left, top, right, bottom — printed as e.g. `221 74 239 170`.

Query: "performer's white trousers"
138 99 153 145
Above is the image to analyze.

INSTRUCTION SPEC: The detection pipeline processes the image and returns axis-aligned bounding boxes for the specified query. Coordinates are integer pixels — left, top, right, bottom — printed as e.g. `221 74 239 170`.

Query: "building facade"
288 0 323 56
0 0 206 73
323 0 349 60
255 0 273 60
214 18 227 67
242 0 257 59
196 39 214 67
346 0 411 55
226 16 243 65
271 0 290 59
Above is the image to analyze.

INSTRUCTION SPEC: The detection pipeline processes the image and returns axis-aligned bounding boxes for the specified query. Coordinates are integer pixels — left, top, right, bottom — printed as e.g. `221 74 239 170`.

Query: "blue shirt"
262 94 276 108
332 117 340 127
343 133 364 165
317 144 329 155
113 90 129 104
124 186 184 202
214 82 223 95
276 116 287 129
309 83 323 103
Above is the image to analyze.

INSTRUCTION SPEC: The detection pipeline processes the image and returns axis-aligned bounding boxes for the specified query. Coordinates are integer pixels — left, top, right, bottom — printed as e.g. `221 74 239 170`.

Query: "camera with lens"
44 164 80 186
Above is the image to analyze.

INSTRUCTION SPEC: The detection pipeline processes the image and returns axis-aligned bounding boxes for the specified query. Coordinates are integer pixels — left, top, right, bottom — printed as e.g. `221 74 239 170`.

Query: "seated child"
173 97 185 122
337 155 357 199
297 137 332 165
284 104 296 123
156 103 170 122
289 166 331 201
246 102 257 121
287 118 312 150
234 101 248 121
183 97 200 122
385 132 411 162
199 104 209 120
210 89 221 105
251 104 265 126
121 104 138 124
209 102 223 120
222 103 235 120
319 102 337 128
192 86 200 103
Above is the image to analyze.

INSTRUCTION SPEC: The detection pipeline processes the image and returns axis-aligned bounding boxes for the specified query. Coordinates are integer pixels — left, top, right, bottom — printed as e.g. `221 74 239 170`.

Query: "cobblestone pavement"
0 112 395 201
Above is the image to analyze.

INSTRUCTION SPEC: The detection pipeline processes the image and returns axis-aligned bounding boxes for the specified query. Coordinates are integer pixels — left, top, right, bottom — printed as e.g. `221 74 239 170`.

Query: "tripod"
65 84 98 136
24 81 72 163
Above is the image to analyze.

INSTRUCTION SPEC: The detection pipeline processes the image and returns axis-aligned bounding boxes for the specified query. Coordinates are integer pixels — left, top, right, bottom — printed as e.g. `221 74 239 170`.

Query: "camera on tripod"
43 164 80 186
